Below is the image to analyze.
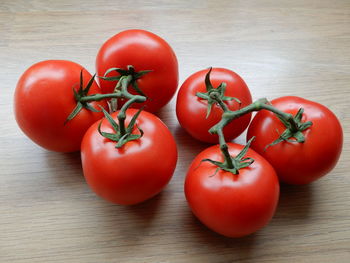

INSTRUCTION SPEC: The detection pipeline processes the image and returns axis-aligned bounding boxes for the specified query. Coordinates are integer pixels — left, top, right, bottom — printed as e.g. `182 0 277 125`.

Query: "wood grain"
1 0 349 262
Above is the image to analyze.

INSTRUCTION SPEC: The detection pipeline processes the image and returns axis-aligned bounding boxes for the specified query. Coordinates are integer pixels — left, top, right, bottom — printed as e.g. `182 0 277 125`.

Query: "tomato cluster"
14 29 343 238
177 68 342 237
14 29 178 206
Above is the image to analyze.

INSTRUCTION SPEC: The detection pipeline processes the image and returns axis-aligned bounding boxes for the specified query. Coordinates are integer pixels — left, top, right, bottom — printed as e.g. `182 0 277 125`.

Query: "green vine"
65 65 150 147
196 68 313 174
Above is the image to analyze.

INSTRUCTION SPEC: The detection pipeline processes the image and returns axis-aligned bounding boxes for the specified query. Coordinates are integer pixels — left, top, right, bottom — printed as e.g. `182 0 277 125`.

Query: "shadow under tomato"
180 204 257 260
174 124 211 163
44 150 86 187
153 102 173 122
123 190 165 223
92 189 167 245
273 183 314 222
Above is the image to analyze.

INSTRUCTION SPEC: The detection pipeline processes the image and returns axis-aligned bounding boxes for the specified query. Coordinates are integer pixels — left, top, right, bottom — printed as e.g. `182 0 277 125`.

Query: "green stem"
197 68 313 176
209 98 299 134
81 74 146 136
80 92 122 102
79 75 138 103
217 128 234 169
212 92 230 112
116 75 146 136
260 103 298 132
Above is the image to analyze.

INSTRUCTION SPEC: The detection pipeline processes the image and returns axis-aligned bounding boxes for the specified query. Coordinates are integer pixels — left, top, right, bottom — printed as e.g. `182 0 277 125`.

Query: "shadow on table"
44 150 85 186
173 124 211 163
87 190 170 253
273 183 314 221
177 183 314 259
180 205 257 259
123 190 165 223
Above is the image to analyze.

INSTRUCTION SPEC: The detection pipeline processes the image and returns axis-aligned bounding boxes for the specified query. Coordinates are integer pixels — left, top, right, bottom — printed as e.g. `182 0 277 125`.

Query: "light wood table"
1 0 349 262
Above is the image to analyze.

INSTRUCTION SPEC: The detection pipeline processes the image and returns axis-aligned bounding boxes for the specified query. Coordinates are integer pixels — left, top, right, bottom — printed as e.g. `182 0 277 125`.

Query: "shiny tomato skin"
14 60 107 152
185 143 279 238
96 29 178 113
176 68 252 143
81 109 178 205
247 96 343 185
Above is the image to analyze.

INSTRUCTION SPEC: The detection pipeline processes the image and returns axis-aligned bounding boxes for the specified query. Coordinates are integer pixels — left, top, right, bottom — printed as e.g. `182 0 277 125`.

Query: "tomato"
176 68 252 143
14 60 107 152
81 109 178 205
247 96 343 185
96 29 178 113
185 143 279 237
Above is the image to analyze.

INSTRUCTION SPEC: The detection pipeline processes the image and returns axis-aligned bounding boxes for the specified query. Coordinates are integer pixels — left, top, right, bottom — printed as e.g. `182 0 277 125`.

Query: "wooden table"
1 0 349 262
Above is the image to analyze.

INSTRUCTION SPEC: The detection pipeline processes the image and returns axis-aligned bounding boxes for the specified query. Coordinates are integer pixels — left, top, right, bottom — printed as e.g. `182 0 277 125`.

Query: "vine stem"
196 68 310 174
80 92 122 102
73 73 146 137
209 97 299 134
217 128 234 169
115 75 146 136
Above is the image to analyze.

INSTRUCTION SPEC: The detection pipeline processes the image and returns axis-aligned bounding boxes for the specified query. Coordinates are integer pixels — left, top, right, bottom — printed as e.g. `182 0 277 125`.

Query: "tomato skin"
96 29 178 113
14 60 107 152
81 109 178 205
185 143 279 238
176 68 252 143
247 96 343 185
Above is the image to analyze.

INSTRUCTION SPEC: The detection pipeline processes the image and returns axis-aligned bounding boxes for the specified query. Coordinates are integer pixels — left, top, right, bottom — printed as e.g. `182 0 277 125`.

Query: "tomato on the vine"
247 96 343 185
14 60 107 152
176 68 252 143
185 143 279 238
81 109 178 205
96 29 178 113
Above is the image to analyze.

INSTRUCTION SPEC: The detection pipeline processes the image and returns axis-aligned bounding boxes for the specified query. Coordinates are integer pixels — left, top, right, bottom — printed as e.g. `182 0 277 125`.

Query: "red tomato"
96 29 178 113
81 109 178 205
176 68 252 143
247 96 343 185
185 143 279 237
14 60 107 152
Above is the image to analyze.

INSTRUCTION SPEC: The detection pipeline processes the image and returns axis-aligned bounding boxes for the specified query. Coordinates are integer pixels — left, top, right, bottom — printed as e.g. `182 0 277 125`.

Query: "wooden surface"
1 0 349 262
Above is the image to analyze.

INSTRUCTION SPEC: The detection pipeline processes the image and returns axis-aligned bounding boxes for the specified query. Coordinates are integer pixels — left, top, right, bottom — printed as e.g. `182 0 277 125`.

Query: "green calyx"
94 65 149 148
207 98 313 149
62 65 149 148
65 65 150 124
100 65 151 97
201 137 255 176
195 67 255 176
65 71 100 124
266 108 313 149
196 67 241 118
100 65 151 112
98 106 144 148
195 66 314 176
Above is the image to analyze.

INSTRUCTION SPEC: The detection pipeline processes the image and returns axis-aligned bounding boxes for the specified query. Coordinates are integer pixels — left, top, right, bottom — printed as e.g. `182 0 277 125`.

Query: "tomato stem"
66 65 150 125
197 68 313 175
197 68 254 173
210 99 297 133
65 65 150 147
79 92 122 102
95 70 148 147
196 67 241 119
217 129 234 169
115 75 146 136
201 137 255 175
209 98 312 147
96 68 148 144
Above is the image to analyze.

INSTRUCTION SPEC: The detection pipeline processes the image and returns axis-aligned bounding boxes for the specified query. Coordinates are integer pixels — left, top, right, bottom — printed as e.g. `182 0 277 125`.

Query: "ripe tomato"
14 60 107 152
176 68 252 143
185 143 279 238
96 29 178 113
81 109 178 205
247 96 343 185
